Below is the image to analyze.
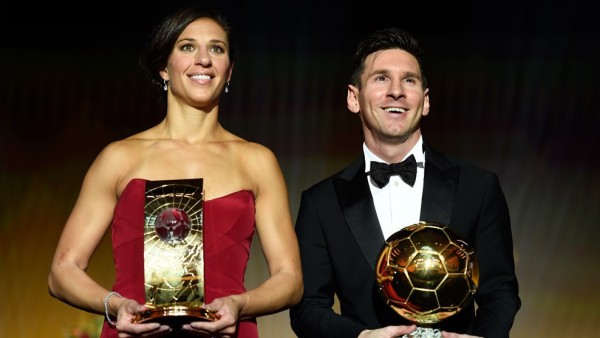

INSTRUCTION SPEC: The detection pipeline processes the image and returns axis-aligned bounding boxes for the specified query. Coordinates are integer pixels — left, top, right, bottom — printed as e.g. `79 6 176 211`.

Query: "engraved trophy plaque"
375 222 479 338
133 178 219 325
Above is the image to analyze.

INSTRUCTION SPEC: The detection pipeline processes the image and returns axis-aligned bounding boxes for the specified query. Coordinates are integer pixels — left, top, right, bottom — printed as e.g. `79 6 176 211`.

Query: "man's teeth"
384 107 406 113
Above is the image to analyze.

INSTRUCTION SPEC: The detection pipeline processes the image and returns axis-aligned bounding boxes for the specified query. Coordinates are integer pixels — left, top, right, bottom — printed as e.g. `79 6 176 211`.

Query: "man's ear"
422 88 430 117
347 84 360 113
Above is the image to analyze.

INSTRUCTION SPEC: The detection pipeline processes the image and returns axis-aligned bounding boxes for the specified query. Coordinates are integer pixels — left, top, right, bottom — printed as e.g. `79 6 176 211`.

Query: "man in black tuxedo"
289 28 520 338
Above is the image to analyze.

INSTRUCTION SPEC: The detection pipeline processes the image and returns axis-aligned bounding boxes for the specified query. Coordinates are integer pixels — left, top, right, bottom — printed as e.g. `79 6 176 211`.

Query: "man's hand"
442 332 483 338
358 324 417 338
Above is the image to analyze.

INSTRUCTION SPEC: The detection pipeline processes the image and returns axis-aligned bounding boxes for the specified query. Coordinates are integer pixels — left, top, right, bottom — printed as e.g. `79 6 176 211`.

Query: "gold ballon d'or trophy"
376 222 479 338
133 178 219 326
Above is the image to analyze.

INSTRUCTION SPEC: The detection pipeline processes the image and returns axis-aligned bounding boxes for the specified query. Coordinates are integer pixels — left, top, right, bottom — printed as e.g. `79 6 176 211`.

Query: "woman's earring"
163 80 169 91
225 81 230 93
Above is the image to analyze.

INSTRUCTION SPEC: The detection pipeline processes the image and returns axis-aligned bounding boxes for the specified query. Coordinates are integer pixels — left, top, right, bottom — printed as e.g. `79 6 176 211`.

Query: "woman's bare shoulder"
229 140 275 166
91 133 158 193
91 130 158 173
234 139 273 154
233 141 279 175
100 135 149 157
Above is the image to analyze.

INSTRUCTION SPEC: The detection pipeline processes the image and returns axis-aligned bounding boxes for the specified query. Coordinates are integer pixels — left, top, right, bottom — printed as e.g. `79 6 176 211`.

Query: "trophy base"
133 305 220 325
402 327 442 338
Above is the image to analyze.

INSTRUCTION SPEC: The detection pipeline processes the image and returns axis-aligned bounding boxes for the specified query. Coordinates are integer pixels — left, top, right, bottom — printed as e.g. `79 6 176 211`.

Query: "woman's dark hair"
350 28 427 89
139 4 237 91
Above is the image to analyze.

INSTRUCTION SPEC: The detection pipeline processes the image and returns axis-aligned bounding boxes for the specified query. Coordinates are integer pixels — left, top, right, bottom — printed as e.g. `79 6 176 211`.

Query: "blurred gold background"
1 1 599 337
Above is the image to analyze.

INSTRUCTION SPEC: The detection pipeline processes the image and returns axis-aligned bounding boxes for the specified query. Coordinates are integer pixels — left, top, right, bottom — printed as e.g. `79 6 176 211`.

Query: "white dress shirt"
364 137 425 240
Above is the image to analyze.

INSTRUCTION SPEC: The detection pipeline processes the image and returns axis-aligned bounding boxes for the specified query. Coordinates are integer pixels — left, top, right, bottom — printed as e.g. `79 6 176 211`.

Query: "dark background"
1 1 598 337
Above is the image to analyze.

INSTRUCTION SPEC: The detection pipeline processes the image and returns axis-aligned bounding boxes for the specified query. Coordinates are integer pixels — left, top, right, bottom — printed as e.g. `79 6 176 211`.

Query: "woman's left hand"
181 296 241 337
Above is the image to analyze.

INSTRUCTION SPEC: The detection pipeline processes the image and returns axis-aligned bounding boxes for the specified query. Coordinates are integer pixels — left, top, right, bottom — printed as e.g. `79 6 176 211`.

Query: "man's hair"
350 28 427 89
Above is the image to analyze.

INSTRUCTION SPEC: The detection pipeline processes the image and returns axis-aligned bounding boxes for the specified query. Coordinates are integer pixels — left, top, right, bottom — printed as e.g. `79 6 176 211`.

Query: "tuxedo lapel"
333 156 385 271
331 146 460 271
420 143 459 225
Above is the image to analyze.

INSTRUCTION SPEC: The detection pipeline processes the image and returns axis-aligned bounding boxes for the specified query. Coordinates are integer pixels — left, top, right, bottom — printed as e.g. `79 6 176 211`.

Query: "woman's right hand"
114 300 172 337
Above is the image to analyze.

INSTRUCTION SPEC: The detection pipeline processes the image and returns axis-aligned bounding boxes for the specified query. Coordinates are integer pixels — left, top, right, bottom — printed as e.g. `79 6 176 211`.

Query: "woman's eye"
181 44 196 52
209 45 225 54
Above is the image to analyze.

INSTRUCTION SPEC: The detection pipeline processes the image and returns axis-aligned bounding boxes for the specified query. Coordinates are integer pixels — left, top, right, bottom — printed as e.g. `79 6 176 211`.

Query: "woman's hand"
181 296 241 338
114 299 172 337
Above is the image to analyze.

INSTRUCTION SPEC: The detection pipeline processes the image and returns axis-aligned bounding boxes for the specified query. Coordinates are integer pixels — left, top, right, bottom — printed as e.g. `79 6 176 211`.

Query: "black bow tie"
368 154 417 188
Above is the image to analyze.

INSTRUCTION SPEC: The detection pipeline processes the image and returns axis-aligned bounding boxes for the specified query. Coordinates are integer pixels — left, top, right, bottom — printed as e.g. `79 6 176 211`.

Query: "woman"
48 5 303 338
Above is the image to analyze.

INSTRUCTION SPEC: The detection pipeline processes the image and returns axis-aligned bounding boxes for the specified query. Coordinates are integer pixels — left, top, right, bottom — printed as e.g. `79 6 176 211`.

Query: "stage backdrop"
1 1 598 337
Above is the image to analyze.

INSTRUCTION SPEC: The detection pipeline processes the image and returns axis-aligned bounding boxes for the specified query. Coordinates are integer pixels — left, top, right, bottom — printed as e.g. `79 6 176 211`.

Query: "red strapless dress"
100 178 258 338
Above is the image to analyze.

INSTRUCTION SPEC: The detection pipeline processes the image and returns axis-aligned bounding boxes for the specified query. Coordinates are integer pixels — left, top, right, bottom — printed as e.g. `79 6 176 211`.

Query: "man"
289 28 520 338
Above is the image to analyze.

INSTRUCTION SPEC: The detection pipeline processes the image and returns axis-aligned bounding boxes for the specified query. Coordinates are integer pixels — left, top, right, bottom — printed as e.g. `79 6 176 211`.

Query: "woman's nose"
195 51 212 66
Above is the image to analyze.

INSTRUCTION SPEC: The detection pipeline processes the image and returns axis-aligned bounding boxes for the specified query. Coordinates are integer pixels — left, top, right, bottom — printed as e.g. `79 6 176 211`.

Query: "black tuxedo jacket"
290 143 520 338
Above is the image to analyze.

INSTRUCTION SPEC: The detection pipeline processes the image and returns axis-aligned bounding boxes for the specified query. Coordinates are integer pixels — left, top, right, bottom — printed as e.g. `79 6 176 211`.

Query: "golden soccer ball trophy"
375 222 479 338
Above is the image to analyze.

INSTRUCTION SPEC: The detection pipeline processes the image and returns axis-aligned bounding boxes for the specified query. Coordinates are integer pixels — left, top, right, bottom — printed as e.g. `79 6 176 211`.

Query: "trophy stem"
401 326 442 338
